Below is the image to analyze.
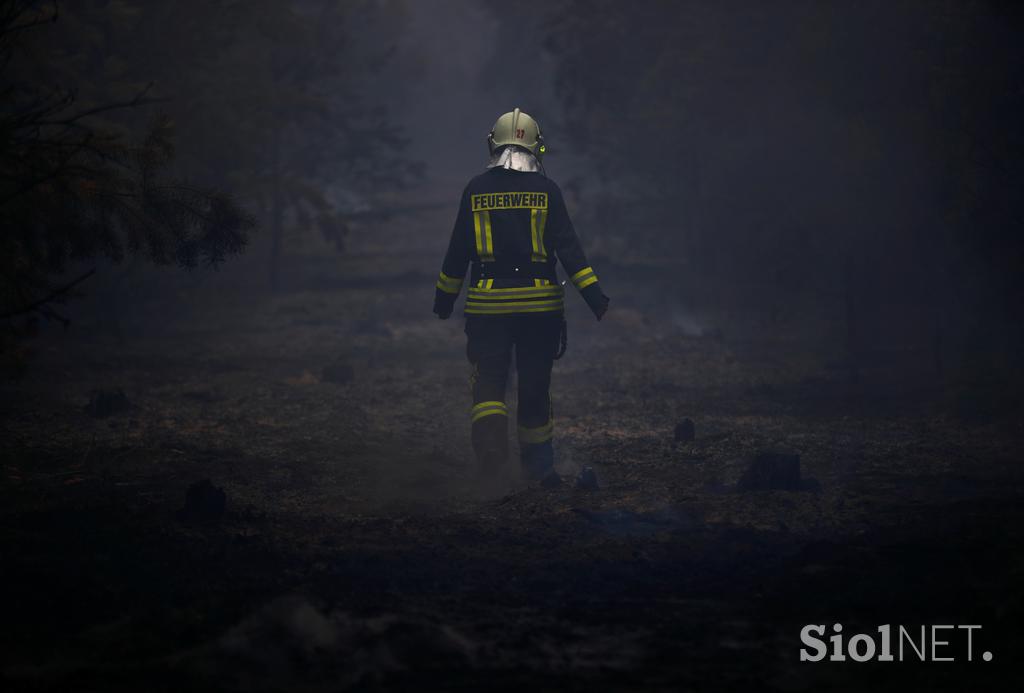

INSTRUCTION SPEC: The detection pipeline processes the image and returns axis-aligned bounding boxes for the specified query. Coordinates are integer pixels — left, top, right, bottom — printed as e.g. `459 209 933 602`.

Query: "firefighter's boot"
520 440 554 481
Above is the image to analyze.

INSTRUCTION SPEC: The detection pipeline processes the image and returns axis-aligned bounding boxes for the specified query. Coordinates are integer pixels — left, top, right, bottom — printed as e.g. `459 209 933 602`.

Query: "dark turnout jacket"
433 166 607 318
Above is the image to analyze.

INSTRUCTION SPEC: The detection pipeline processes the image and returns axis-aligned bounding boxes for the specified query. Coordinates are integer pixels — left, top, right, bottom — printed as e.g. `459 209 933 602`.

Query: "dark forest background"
3 0 1022 391
541 0 1024 392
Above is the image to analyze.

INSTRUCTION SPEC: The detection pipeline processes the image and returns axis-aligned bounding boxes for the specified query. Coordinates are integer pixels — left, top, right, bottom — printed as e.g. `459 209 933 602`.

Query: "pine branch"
0 268 94 319
34 82 167 127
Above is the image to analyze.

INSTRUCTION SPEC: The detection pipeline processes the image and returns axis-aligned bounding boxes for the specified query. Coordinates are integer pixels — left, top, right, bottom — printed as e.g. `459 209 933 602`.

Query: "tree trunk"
843 255 862 385
268 129 284 291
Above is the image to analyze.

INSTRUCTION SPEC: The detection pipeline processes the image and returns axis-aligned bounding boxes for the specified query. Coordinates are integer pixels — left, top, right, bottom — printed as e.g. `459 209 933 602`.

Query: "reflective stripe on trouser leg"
471 401 508 467
466 316 514 467
517 416 553 445
471 400 508 422
466 319 512 467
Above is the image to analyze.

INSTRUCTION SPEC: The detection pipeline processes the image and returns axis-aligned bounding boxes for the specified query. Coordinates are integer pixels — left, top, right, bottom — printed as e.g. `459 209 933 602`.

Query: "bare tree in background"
10 1 414 293
64 0 416 290
0 1 254 369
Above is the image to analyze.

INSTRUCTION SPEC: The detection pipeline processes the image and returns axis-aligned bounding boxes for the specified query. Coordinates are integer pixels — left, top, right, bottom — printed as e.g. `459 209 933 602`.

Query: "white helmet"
487 107 546 158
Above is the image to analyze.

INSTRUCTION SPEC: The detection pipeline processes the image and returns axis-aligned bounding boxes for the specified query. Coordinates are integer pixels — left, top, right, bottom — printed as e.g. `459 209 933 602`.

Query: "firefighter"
433 108 610 481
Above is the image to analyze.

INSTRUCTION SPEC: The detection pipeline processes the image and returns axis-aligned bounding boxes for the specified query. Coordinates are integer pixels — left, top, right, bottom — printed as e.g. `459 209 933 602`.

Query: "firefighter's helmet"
488 108 546 158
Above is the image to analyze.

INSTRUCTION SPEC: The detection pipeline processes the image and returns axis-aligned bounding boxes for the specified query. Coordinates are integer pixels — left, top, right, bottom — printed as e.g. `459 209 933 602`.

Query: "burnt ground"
2 212 1024 692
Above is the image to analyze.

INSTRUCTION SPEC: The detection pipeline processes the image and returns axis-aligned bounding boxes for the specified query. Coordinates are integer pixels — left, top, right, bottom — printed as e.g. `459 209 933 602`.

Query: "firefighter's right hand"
433 293 455 320
580 284 609 321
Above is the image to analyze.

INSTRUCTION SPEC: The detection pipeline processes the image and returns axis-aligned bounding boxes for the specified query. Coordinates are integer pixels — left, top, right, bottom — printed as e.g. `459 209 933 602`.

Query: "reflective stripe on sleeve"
436 271 463 294
570 266 598 290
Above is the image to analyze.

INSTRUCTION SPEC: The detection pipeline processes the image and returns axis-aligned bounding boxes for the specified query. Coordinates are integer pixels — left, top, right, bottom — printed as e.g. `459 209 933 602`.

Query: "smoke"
386 0 574 188
210 595 477 690
669 309 706 338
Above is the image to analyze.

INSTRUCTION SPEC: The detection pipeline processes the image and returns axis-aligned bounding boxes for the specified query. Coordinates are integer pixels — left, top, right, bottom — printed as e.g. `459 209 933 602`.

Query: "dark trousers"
466 314 562 477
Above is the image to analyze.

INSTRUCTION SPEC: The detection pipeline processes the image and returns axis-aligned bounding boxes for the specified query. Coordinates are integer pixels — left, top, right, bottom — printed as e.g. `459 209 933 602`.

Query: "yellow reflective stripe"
466 298 563 307
529 208 548 262
473 212 483 257
571 266 595 282
472 401 506 412
466 305 564 315
466 298 563 308
473 210 494 261
472 409 506 422
465 302 564 314
471 400 508 422
571 266 597 290
467 287 563 300
465 286 565 310
538 209 548 259
518 420 553 444
530 209 539 256
436 271 463 294
468 285 563 294
484 212 493 260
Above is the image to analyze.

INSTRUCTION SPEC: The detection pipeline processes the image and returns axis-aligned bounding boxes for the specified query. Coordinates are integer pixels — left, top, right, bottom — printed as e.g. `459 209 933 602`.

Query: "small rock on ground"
737 451 802 491
322 360 355 385
178 479 227 525
674 419 696 442
575 466 599 490
85 388 131 418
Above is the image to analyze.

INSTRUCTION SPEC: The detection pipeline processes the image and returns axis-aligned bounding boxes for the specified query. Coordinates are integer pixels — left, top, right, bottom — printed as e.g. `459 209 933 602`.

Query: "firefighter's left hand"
433 295 454 319
594 294 610 321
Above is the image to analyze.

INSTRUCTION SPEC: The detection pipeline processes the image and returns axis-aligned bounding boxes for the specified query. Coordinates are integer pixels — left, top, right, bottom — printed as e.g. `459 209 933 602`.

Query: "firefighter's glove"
580 284 610 321
433 292 455 320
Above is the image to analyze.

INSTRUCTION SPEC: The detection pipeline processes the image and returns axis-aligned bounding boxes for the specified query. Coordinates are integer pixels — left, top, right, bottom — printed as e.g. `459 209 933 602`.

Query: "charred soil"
2 243 1023 691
